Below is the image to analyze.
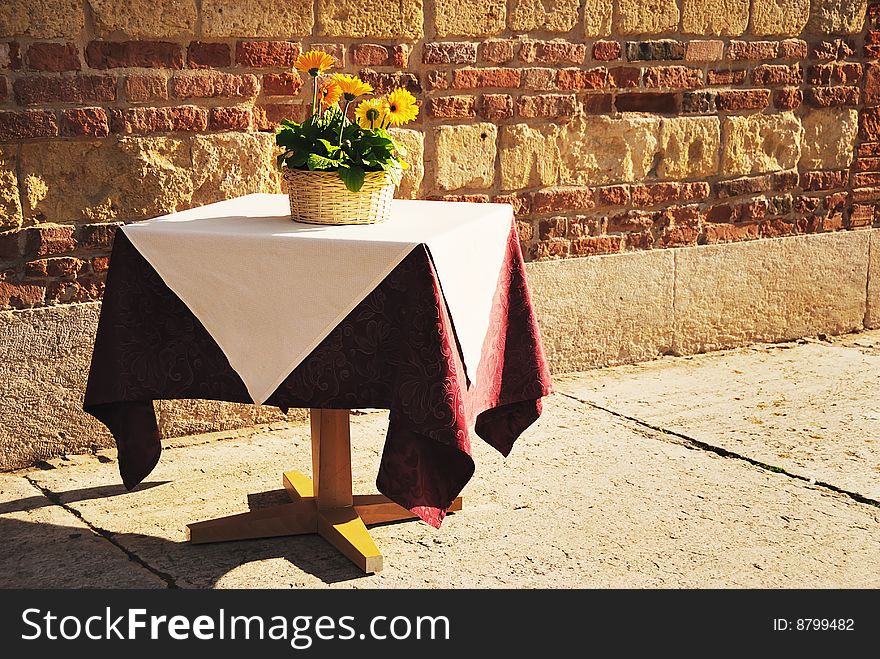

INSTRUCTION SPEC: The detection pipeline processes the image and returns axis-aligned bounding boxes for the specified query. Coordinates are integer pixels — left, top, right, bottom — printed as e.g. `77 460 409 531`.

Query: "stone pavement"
2 330 879 589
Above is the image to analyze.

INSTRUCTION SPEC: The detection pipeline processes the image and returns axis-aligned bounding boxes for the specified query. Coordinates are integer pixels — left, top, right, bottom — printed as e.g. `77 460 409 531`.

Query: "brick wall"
0 1 878 311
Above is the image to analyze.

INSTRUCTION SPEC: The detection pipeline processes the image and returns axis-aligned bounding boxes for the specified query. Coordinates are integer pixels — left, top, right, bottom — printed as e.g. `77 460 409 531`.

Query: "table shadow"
0 481 171 515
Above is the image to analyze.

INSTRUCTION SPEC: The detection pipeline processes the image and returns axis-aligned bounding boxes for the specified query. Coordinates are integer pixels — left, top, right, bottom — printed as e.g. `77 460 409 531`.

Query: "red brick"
854 172 880 188
714 175 770 199
0 42 21 70
26 42 80 71
187 42 231 69
861 106 880 140
516 94 577 118
310 44 345 67
779 39 808 60
60 107 109 137
707 69 746 85
520 40 586 64
616 92 678 113
86 41 184 69
824 191 848 211
76 223 120 250
253 103 309 130
235 41 298 68
859 142 880 157
172 72 259 98
422 42 476 65
855 157 880 171
592 41 621 61
210 106 252 131
0 110 57 139
0 278 45 309
109 106 208 135
566 216 605 238
515 220 533 242
658 204 704 228
261 72 303 96
452 68 520 89
704 222 761 243
538 217 567 239
865 63 880 103
806 86 860 107
812 39 855 61
570 235 623 256
581 93 613 114
0 231 22 261
643 66 703 88
354 43 410 67
824 212 845 231
685 40 724 62
481 40 516 64
631 182 709 207
610 67 641 88
0 76 6 101
425 194 490 203
429 95 476 118
727 41 778 60
556 67 609 90
25 256 84 278
596 185 630 206
659 226 701 247
752 64 802 86
849 204 876 227
13 75 116 105
774 87 802 110
625 40 684 61
681 90 716 113
807 62 863 85
426 70 448 91
493 193 530 217
24 226 76 257
529 187 594 214
607 209 656 232
801 170 848 191
358 70 420 94
124 74 168 102
715 89 770 111
46 277 104 304
90 256 110 273
533 240 568 259
771 170 799 191
478 93 513 121
759 219 797 239
521 67 558 90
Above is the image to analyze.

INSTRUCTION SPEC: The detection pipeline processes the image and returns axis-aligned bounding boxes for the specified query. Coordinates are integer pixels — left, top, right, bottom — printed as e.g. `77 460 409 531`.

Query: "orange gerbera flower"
318 79 342 108
295 50 335 76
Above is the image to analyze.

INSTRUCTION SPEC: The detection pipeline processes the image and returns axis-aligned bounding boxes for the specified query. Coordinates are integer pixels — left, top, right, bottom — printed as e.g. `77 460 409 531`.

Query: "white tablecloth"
122 194 513 404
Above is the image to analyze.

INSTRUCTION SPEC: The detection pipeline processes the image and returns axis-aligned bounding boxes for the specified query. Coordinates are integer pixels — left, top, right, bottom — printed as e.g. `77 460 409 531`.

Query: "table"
84 194 552 573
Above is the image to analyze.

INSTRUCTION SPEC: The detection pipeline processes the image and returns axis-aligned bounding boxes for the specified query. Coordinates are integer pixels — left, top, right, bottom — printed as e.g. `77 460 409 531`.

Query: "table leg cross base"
185 470 462 574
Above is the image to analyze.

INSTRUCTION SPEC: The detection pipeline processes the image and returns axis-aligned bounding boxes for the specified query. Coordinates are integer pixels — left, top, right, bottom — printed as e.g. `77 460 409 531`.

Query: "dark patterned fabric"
84 225 552 527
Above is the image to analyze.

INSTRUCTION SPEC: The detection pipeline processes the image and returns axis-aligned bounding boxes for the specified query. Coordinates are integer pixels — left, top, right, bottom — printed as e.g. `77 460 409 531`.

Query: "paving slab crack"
22 474 179 589
558 391 880 511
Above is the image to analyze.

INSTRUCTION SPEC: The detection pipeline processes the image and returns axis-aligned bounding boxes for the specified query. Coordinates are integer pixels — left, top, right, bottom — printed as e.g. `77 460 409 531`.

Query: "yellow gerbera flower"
333 74 373 102
318 79 342 109
295 50 335 76
354 98 387 129
384 88 419 126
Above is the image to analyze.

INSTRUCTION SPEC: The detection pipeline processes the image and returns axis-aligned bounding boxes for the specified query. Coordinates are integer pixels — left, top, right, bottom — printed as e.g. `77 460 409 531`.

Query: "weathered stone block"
674 231 870 354
435 0 505 36
0 0 83 38
388 128 424 199
583 0 613 37
509 0 580 33
616 0 679 35
807 0 868 35
0 146 22 230
526 250 674 372
799 108 859 170
190 133 281 206
721 112 803 176
681 0 749 36
499 123 562 190
868 231 880 329
558 115 661 185
657 117 720 179
751 0 810 36
89 0 197 38
202 0 313 37
318 0 422 38
435 123 497 190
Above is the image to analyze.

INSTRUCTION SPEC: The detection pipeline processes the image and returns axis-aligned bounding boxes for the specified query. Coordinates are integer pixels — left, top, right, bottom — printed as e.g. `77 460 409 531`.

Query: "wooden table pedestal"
186 409 462 573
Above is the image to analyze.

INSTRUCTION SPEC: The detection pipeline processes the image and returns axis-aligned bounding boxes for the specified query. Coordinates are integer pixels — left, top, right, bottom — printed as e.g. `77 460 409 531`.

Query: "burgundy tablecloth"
84 223 552 527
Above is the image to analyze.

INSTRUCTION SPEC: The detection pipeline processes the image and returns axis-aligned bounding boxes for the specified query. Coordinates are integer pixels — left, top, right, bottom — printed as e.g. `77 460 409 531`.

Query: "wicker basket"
284 168 395 225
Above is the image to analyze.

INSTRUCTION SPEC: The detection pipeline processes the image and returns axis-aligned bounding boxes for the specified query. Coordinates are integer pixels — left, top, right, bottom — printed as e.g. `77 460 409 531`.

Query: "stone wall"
0 1 878 309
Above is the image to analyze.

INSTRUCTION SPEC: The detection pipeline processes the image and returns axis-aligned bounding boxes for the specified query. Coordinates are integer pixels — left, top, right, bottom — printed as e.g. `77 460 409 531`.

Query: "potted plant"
276 50 419 225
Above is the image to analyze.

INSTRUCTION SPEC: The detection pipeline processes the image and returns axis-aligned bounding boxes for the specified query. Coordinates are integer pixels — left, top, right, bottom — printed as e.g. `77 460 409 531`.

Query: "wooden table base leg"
186 409 462 574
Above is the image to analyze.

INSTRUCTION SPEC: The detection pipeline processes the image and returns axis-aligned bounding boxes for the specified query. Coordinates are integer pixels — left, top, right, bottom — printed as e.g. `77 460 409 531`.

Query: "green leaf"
338 165 365 192
307 153 339 170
